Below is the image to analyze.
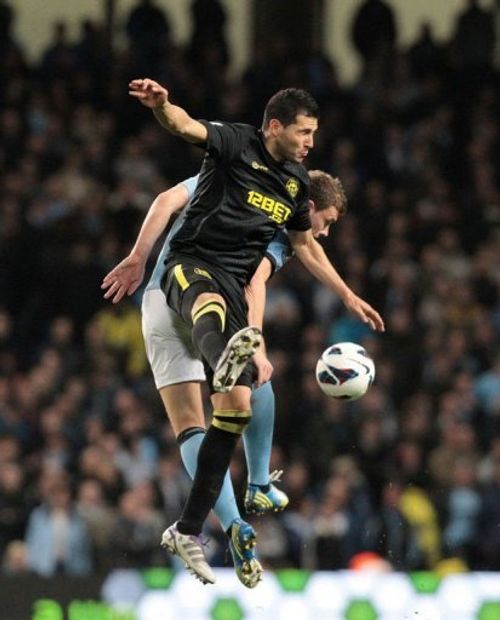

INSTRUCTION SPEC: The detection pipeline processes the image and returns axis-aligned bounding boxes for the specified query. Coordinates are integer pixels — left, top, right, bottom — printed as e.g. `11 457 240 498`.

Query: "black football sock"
191 301 227 370
177 425 239 536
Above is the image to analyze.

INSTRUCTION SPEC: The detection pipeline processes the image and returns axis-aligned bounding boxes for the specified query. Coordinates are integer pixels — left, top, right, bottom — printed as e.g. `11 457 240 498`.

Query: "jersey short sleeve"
264 230 294 275
181 175 199 201
198 120 250 163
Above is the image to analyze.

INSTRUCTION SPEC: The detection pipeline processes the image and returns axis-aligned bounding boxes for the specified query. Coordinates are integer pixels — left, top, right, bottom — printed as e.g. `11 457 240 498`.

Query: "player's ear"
268 118 282 135
308 199 315 212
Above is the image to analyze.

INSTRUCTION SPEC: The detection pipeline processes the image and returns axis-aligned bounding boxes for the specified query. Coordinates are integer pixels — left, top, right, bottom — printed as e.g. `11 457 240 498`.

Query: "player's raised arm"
101 182 190 303
288 229 385 332
128 78 208 144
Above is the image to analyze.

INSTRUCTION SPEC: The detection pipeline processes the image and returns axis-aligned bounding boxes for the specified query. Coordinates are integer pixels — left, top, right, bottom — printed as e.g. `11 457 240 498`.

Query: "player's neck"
263 137 285 163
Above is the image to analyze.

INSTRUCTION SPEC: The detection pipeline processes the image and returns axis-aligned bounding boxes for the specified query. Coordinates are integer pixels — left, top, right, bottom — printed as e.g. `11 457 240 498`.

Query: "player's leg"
162 262 262 580
245 382 275 485
175 385 251 533
243 381 289 514
159 383 239 532
164 261 261 393
164 269 258 535
142 289 214 583
191 292 261 392
142 288 261 586
168 384 262 585
160 383 261 586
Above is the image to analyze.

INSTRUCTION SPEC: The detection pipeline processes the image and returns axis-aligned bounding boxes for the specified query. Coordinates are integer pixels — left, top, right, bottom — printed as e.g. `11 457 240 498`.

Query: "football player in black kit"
125 77 385 586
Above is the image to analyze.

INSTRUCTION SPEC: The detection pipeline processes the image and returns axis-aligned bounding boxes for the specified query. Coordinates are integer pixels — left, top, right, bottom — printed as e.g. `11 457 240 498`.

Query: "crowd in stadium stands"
1 0 500 576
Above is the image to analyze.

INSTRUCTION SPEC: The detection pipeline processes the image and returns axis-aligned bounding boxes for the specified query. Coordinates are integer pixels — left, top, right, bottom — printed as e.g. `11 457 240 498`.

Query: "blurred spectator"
351 0 397 72
429 419 479 488
25 479 92 576
187 0 228 72
125 0 171 77
474 353 500 424
157 451 191 526
94 303 147 377
476 456 500 568
0 0 13 41
308 476 362 569
72 18 109 81
39 21 76 81
0 462 28 557
442 457 481 564
371 479 423 570
400 486 442 568
79 443 125 506
108 483 165 568
76 478 117 570
407 22 445 78
452 0 496 75
2 540 29 575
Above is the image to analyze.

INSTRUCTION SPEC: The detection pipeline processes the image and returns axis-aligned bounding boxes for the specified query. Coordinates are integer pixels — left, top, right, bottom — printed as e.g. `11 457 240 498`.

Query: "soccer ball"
315 342 375 400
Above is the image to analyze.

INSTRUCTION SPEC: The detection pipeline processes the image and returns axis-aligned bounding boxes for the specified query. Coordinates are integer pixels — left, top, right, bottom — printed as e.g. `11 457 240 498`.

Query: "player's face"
273 114 318 163
309 204 340 238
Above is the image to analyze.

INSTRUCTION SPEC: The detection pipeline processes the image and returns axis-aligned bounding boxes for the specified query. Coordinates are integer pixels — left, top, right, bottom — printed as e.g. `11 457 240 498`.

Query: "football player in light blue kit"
102 169 348 586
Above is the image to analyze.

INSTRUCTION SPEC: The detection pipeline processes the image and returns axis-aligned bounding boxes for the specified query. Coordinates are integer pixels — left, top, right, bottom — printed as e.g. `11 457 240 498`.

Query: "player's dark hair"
262 88 319 129
309 170 348 216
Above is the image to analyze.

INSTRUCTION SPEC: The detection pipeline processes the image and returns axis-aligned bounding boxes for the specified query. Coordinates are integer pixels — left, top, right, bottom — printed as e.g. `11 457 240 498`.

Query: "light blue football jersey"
146 175 199 291
264 229 294 274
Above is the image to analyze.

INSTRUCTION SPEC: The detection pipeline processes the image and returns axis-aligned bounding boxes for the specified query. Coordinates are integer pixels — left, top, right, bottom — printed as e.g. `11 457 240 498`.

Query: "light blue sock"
179 430 239 531
244 381 275 486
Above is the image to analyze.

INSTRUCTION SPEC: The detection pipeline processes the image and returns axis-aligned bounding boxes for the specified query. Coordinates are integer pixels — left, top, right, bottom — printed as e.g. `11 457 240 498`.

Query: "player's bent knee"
212 386 251 411
180 282 221 325
212 409 252 435
191 295 226 331
192 292 226 315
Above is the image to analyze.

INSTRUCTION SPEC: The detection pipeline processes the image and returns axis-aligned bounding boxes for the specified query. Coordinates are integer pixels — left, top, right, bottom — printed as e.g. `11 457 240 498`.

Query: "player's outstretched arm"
245 258 274 385
128 78 208 144
288 230 385 332
101 183 190 304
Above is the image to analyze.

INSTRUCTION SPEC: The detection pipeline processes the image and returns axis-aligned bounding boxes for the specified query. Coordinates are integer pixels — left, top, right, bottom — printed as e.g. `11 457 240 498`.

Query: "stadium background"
1 0 500 618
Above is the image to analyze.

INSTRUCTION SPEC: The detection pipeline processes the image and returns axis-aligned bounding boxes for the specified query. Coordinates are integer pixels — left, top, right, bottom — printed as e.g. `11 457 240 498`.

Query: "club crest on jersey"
286 177 299 198
251 161 269 172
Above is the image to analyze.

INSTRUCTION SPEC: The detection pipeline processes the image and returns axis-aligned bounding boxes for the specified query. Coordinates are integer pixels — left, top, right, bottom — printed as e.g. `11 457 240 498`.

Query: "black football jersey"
167 121 311 284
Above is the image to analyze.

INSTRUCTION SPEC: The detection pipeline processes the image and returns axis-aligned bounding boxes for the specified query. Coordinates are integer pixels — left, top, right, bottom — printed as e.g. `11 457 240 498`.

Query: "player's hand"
343 291 385 332
101 254 146 304
129 78 169 109
253 349 274 386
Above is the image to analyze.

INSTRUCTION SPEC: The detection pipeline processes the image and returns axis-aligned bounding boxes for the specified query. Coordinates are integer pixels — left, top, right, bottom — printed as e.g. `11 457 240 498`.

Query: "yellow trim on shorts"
192 301 226 331
174 264 189 291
